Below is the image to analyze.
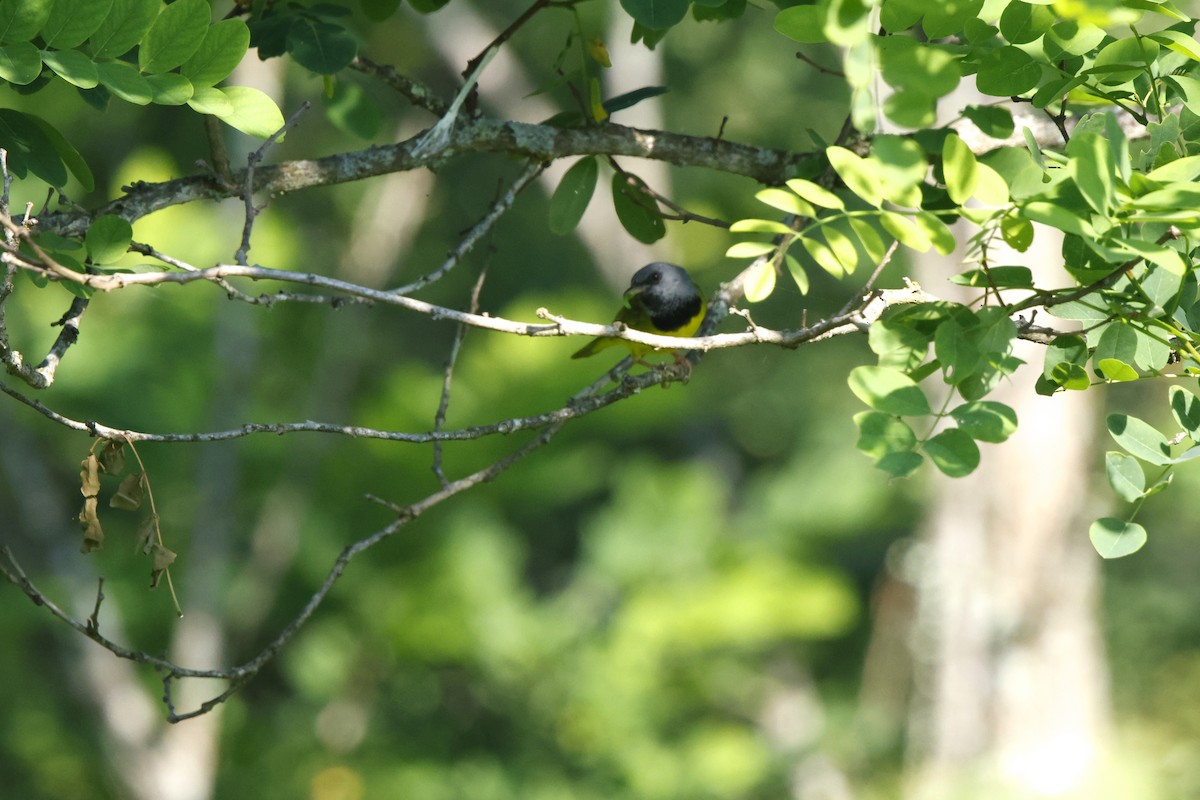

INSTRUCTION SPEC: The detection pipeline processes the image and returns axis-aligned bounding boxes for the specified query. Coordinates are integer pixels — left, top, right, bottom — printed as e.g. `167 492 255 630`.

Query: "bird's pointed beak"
622 284 646 307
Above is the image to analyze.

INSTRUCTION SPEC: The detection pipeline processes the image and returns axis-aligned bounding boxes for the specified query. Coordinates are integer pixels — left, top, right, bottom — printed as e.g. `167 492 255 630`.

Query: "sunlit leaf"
785 178 844 210
1089 517 1147 559
950 401 1018 443
742 260 776 302
138 0 209 73
923 427 980 477
848 365 932 416
1105 452 1145 502
1107 413 1172 465
854 410 917 459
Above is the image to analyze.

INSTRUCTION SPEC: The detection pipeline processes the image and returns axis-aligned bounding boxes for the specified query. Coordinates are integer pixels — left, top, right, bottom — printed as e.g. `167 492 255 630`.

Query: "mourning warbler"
572 262 705 360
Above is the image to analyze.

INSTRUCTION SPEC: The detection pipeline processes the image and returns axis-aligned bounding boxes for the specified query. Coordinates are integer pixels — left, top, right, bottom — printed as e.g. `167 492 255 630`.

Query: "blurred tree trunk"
905 217 1111 796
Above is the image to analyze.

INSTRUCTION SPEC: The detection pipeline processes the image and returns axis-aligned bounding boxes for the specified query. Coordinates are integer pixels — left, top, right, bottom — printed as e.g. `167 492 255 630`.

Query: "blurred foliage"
2 1 1200 799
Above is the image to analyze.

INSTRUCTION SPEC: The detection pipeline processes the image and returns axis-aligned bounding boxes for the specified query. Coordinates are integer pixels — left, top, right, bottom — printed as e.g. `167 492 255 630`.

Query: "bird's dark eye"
649 272 661 283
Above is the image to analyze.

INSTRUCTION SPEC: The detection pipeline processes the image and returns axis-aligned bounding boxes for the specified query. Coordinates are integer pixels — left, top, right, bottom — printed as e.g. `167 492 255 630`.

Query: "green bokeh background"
3 2 1200 798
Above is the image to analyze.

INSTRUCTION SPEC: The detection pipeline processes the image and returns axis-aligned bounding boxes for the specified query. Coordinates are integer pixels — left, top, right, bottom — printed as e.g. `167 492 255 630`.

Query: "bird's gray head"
625 262 702 327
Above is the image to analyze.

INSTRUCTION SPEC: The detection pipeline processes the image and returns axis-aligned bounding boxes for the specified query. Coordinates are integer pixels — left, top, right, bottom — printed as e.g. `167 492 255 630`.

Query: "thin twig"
350 56 451 117
391 160 545 295
433 261 490 485
236 101 311 266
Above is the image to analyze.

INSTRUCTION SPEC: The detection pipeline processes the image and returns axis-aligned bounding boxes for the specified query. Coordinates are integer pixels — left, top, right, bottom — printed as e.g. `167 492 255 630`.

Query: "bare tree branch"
38 118 824 238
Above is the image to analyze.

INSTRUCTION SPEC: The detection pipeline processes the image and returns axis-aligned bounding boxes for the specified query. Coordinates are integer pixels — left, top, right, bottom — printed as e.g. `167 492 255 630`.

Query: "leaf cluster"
0 0 283 191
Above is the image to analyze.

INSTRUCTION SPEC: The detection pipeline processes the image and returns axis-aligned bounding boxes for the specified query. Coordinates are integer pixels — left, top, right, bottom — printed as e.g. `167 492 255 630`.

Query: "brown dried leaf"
147 542 176 588
98 440 125 474
80 455 100 498
110 472 145 510
79 496 104 553
135 514 156 555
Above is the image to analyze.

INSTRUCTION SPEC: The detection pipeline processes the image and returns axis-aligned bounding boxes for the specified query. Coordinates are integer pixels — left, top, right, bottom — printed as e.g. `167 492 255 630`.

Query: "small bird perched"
572 262 706 360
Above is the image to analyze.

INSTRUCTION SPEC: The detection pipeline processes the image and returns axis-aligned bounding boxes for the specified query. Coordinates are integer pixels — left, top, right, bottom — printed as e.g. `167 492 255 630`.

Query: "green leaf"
848 217 886 264
877 36 960 99
1170 384 1200 441
91 0 160 59
873 135 932 205
1091 36 1158 86
180 18 250 87
924 427 981 477
85 215 132 264
549 157 598 235
950 266 1033 289
0 108 67 187
848 365 932 416
942 132 978 205
742 260 776 302
1066 132 1115 215
962 104 1014 139
922 0 982 38
1107 413 1172 465
324 79 380 139
1137 153 1200 184
1092 322 1138 377
914 211 955 255
1117 238 1186 276
145 72 193 105
693 0 747 22
957 353 1023 402
976 45 1040 97
1105 452 1145 502
725 241 775 258
1043 20 1106 59
1097 358 1139 382
40 48 99 88
822 0 870 46
603 85 668 115
1022 200 1094 236
935 319 981 384
362 0 402 22
286 17 357 74
95 59 152 104
138 0 210 73
210 86 286 138
868 319 930 371
786 178 843 210
854 410 918 459
822 223 859 275
755 187 814 217
41 0 113 49
1089 518 1147 559
1043 361 1090 392
773 5 826 43
187 84 233 116
612 172 665 244
876 450 924 477
880 211 932 252
950 401 1018 443
25 113 93 191
1000 214 1034 251
0 0 52 43
880 0 922 32
998 0 1054 44
784 253 808 295
729 219 795 235
620 0 689 30
827 145 882 207
801 234 844 278
0 41 42 84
